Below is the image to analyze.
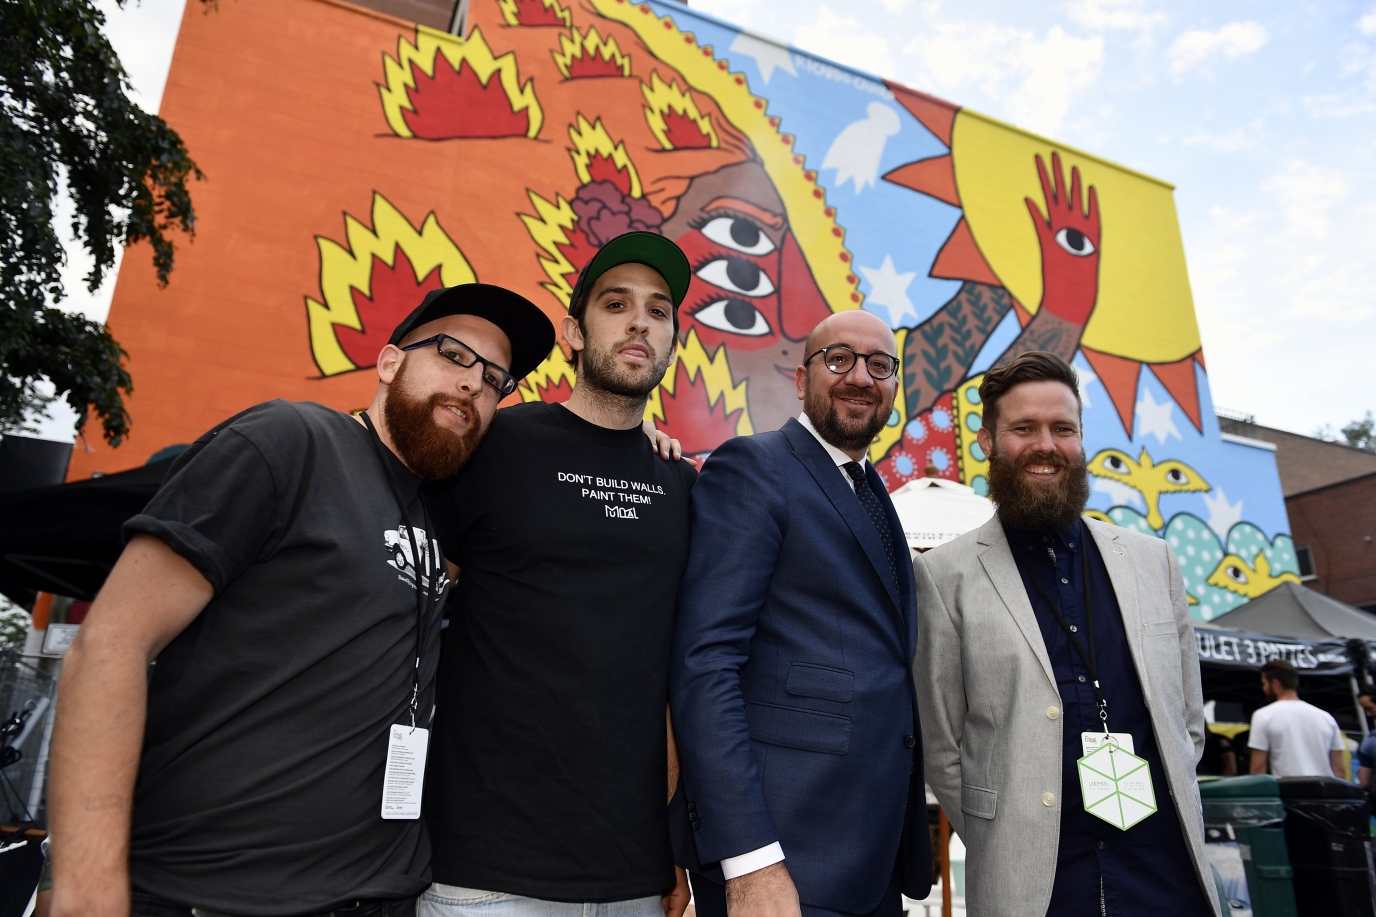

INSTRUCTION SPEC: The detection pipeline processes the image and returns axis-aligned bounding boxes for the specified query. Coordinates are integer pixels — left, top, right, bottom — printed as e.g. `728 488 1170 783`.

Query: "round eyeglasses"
803 345 900 381
401 334 518 398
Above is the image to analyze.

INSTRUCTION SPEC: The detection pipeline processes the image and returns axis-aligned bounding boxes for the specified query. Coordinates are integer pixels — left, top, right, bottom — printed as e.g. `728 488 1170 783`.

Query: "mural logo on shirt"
556 471 664 520
383 524 450 594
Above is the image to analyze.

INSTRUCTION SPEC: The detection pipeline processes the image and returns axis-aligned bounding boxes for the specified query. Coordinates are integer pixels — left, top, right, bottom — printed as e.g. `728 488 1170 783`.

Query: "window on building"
1296 545 1317 581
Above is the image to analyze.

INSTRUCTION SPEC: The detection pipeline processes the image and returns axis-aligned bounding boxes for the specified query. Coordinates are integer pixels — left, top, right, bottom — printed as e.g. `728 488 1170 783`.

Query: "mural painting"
81 0 1296 618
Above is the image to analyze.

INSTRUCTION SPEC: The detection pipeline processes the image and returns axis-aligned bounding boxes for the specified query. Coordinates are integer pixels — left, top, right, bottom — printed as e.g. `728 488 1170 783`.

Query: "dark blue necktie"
843 461 898 591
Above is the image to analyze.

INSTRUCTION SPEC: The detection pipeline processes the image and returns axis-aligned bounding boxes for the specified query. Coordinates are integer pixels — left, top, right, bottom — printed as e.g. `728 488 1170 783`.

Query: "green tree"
1340 411 1375 452
1315 411 1376 452
1 0 203 445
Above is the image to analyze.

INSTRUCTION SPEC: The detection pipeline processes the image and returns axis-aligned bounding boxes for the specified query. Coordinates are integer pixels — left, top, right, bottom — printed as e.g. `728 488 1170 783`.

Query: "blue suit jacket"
669 419 932 913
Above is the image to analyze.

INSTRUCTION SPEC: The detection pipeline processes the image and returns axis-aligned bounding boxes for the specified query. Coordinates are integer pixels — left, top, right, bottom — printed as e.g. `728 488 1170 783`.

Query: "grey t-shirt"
122 400 448 914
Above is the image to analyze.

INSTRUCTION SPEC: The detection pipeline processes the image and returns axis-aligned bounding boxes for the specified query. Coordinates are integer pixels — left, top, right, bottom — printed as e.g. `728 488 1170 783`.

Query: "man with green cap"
421 232 696 917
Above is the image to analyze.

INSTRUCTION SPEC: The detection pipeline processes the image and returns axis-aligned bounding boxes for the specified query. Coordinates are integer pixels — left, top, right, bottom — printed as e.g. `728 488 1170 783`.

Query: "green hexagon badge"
1077 741 1158 830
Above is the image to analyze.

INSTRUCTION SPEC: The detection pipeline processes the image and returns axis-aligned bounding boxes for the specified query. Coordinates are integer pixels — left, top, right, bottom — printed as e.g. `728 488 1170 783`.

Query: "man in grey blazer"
913 352 1218 917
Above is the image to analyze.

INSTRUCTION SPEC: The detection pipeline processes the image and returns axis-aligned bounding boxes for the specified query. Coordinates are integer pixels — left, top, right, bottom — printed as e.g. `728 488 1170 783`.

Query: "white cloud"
1181 127 1257 151
1360 9 1376 36
1064 0 1168 34
1259 160 1349 240
1167 21 1267 75
902 20 1103 134
793 6 896 78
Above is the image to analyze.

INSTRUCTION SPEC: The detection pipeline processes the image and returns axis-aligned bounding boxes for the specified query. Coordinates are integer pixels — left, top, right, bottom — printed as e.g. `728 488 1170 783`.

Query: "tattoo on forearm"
996 310 1081 365
83 793 128 812
903 282 1013 416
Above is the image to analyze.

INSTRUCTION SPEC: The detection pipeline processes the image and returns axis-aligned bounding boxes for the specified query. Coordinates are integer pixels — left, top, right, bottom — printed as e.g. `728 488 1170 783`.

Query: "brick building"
1218 413 1376 611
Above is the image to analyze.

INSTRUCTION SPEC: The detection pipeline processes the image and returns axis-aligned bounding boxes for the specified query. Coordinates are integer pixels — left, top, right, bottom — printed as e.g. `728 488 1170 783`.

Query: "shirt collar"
1003 519 1083 559
798 412 868 471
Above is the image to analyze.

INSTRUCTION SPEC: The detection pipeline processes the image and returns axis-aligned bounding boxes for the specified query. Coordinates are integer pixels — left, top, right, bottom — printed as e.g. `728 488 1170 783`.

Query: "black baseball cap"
389 283 556 381
568 231 692 310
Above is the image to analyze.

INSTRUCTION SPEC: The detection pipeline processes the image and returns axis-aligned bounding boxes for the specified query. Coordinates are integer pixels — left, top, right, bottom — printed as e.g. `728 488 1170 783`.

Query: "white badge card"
1077 740 1157 831
1082 731 1135 757
381 724 429 820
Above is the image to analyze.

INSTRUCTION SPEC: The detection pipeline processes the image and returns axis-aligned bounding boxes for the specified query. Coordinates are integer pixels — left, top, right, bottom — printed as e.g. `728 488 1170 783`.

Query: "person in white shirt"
1248 659 1346 778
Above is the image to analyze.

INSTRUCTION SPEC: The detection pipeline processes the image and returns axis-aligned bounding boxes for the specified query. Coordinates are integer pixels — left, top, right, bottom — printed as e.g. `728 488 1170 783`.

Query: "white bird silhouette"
822 102 901 192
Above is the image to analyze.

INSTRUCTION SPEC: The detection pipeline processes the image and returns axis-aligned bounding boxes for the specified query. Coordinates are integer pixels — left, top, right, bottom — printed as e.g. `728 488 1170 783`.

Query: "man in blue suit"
670 310 931 917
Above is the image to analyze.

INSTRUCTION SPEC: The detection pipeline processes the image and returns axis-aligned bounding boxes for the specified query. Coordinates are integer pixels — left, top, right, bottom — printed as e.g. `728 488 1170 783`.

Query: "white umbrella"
889 476 995 556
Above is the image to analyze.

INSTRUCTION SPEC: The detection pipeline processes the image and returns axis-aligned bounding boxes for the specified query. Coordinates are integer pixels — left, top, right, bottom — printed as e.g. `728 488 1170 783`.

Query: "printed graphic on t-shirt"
556 471 666 520
383 524 449 595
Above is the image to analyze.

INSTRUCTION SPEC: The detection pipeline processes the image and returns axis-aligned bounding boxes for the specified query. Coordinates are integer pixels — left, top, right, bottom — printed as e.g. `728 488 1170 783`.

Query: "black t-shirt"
425 401 695 902
123 400 448 915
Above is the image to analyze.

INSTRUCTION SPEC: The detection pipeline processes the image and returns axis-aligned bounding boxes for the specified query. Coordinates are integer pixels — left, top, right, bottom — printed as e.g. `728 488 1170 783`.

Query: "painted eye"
1225 565 1249 584
1104 455 1128 473
1165 468 1189 485
695 258 776 298
692 298 772 336
1054 227 1096 257
700 217 776 255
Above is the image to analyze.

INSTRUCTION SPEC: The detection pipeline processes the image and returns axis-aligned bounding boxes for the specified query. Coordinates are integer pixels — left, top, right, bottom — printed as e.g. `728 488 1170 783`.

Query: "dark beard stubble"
579 333 673 400
383 355 484 481
805 381 890 453
986 445 1091 533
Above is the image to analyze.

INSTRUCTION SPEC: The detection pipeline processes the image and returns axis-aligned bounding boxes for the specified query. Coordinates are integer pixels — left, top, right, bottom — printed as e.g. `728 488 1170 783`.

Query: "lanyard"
1013 521 1110 736
361 411 436 730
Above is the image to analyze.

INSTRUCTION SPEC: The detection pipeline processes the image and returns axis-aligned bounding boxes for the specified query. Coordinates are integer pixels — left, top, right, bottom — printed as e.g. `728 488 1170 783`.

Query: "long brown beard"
987 445 1091 533
580 334 673 399
805 382 890 453
383 356 483 481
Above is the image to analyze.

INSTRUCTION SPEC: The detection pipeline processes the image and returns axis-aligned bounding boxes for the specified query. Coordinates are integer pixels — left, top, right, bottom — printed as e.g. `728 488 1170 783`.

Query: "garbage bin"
1278 776 1375 917
1200 775 1298 917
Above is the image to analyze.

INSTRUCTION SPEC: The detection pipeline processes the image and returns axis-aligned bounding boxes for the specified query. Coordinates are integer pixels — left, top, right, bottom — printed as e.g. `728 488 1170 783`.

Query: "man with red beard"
912 352 1218 917
419 232 697 917
670 309 932 917
48 285 554 917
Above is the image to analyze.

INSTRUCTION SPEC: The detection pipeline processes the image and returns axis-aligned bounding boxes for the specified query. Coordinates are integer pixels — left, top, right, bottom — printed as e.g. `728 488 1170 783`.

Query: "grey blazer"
913 515 1220 917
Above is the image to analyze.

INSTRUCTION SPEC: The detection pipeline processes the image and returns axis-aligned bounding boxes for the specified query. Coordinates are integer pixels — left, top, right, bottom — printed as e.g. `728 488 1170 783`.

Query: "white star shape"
1093 478 1144 510
1074 363 1096 409
1135 388 1181 445
730 32 796 85
858 255 917 326
1202 488 1244 541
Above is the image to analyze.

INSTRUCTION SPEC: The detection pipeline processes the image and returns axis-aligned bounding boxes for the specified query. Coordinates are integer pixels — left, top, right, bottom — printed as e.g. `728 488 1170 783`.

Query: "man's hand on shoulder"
725 862 802 917
643 422 700 469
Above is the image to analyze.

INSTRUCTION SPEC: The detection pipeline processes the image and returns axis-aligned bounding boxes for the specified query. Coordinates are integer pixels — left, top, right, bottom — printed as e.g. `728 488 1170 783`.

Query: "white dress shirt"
717 413 868 881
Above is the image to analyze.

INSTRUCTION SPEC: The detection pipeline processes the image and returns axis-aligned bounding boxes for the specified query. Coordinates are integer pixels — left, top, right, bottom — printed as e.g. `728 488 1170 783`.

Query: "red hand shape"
1025 151 1101 327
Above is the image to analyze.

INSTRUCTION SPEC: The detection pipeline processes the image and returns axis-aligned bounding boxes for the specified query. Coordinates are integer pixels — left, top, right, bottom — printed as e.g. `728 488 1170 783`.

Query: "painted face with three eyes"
661 160 834 436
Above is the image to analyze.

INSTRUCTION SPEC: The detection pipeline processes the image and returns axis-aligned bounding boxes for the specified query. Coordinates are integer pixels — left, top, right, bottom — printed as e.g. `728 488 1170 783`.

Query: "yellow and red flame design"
379 25 543 140
567 115 643 197
306 193 476 377
552 25 631 79
641 73 717 150
498 0 572 28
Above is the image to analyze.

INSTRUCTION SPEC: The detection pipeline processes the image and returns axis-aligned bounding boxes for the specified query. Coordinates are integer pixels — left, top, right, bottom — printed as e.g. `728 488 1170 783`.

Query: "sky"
31 0 1376 440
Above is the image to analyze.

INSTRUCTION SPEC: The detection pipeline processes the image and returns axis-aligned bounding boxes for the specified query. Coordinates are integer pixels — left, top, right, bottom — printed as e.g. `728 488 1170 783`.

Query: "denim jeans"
416 884 660 917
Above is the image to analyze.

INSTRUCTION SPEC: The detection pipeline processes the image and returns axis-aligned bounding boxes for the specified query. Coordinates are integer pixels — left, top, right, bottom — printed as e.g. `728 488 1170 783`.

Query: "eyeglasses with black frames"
803 345 900 381
400 334 518 398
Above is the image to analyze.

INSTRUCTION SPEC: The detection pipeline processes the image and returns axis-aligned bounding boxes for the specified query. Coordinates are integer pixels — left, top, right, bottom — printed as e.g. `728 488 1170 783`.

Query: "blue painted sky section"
645 0 1291 545
646 1 962 326
1077 357 1288 540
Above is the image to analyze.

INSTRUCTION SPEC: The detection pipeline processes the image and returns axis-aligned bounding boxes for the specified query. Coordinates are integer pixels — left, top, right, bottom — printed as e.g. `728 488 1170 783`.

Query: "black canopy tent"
1195 585 1376 733
0 460 173 608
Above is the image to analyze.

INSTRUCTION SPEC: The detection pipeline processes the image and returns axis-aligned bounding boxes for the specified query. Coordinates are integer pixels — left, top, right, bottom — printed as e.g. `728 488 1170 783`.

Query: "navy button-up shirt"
1005 522 1210 917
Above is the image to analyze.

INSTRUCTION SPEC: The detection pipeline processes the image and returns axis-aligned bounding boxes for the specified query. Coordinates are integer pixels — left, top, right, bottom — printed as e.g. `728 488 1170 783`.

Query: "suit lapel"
976 516 1058 690
1087 519 1150 689
782 419 903 616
